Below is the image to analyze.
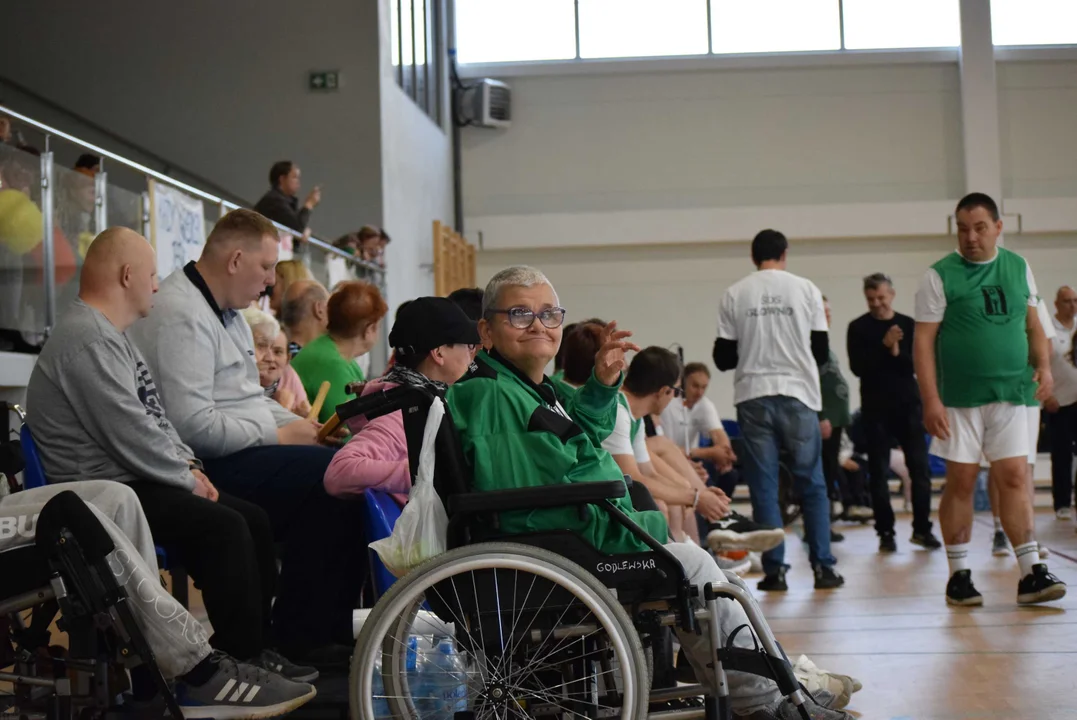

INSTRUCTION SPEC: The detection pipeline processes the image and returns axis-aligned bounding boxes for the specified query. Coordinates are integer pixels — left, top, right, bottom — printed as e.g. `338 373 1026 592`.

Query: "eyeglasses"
668 386 684 398
487 306 567 330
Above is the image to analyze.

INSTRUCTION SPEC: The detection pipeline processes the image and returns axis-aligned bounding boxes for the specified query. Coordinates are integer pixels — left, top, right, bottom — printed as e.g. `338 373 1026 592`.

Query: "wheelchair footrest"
716 647 800 695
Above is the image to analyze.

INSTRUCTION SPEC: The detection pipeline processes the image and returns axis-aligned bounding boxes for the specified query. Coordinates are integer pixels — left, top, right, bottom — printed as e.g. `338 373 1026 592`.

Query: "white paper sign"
150 180 206 280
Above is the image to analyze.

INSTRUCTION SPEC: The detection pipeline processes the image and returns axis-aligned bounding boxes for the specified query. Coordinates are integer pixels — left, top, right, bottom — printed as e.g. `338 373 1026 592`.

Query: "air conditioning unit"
458 78 511 128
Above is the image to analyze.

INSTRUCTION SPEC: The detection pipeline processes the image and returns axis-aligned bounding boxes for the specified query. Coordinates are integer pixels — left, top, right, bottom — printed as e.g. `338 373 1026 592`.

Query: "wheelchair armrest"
448 480 626 515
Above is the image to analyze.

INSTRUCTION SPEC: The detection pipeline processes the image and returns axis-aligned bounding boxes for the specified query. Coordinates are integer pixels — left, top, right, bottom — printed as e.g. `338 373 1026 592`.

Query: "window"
992 0 1077 46
577 0 709 59
710 0 840 54
390 0 442 124
843 0 959 50
454 0 577 64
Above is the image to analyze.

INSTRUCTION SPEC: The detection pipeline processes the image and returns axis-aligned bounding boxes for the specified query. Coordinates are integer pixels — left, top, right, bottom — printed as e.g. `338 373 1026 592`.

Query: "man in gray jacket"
129 210 365 666
27 228 316 680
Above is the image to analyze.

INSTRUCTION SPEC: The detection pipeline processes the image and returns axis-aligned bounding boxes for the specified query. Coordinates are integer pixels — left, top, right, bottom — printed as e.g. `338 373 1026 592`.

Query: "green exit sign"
308 70 340 92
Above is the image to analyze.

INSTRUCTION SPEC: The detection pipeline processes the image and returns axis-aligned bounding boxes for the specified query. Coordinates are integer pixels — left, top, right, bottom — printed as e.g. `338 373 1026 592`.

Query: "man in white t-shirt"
605 348 785 557
714 229 841 592
1045 285 1077 518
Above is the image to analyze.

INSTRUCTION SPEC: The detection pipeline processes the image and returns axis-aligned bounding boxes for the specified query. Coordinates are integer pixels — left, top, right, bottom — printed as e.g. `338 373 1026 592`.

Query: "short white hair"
481 266 558 317
240 307 281 340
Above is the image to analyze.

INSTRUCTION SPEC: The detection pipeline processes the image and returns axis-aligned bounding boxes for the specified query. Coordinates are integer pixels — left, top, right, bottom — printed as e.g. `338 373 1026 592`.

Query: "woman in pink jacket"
323 297 480 501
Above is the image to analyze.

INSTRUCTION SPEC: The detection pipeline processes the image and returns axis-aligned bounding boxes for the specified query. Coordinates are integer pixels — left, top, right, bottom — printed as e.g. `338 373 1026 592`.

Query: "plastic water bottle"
371 655 391 719
371 637 421 719
423 638 468 718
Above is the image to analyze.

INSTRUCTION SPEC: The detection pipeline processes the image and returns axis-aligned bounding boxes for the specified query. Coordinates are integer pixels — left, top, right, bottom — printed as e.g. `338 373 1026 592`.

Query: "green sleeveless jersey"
933 247 1031 408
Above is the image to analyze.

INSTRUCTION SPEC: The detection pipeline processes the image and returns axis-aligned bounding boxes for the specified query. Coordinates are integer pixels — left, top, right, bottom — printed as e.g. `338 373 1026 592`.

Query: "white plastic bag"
370 397 449 577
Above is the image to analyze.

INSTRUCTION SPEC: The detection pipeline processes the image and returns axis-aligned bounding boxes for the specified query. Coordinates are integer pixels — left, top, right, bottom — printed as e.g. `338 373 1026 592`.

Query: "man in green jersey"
914 193 1065 607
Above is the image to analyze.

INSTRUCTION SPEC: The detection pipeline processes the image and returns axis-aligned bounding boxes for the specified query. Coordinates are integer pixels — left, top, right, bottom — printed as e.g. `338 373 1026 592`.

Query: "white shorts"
1027 406 1041 464
930 403 1029 465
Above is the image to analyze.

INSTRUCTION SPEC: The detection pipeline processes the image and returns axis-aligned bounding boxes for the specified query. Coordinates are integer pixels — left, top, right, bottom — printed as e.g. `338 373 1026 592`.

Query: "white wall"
1 0 384 240
462 55 1077 415
378 0 454 314
476 233 1077 418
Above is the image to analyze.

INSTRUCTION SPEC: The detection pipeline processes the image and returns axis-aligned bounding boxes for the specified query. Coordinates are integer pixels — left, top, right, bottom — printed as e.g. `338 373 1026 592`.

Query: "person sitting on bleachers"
241 307 310 417
25 227 317 682
128 209 366 667
290 280 388 423
323 297 479 500
267 259 312 318
445 265 857 718
279 278 328 358
0 480 316 717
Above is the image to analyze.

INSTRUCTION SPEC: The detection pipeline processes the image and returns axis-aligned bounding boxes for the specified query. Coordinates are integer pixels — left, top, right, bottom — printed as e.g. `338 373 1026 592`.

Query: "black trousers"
128 482 275 660
1047 402 1077 511
820 427 844 503
201 445 367 654
862 402 934 537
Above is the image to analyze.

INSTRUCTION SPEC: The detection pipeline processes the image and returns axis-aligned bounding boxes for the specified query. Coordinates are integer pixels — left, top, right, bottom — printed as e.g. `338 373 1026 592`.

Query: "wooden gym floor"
767 507 1076 720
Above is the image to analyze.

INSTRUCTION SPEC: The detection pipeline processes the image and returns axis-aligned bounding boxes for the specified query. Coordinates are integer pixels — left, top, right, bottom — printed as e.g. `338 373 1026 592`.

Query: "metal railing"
0 102 385 341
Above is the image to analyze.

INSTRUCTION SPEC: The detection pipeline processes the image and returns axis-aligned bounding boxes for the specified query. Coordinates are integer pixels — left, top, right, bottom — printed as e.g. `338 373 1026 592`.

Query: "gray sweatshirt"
26 299 196 490
128 263 297 458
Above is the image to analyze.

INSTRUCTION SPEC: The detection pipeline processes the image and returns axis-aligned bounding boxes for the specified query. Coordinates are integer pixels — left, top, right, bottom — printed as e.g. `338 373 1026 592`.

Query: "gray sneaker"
992 530 1009 557
251 649 319 683
737 692 854 719
174 653 316 719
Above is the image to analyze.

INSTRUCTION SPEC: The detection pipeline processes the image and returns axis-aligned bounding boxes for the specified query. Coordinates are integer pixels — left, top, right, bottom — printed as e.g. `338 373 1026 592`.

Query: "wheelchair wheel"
351 542 649 719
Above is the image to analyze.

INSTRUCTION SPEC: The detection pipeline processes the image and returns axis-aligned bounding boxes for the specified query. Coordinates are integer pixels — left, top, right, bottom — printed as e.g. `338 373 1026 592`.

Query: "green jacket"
446 350 669 554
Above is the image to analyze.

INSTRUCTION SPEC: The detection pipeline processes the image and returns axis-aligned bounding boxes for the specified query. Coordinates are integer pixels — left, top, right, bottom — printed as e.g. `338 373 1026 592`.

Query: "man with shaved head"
280 278 328 357
26 228 321 687
1045 285 1077 517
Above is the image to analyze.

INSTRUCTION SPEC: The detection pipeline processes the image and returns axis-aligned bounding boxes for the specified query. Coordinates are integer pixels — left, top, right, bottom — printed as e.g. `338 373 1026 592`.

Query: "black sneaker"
830 530 845 543
878 532 897 553
175 652 316 719
813 565 845 590
758 566 789 592
991 530 1009 557
706 511 786 553
1017 564 1067 605
945 569 983 607
252 649 319 683
910 532 942 550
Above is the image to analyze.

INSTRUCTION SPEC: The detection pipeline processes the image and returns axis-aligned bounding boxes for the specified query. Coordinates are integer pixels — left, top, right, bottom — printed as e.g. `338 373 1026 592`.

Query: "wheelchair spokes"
351 543 648 720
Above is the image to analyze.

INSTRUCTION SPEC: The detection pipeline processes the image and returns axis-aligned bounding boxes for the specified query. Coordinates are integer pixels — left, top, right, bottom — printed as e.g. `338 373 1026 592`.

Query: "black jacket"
253 187 310 233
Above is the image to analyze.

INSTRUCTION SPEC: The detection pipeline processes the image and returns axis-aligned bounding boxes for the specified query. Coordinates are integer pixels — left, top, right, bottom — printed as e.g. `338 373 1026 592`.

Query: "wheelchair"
1 491 182 720
340 386 818 720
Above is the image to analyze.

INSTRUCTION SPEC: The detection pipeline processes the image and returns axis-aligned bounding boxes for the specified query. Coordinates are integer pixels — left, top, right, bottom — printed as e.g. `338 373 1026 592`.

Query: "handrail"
0 75 251 206
0 102 384 275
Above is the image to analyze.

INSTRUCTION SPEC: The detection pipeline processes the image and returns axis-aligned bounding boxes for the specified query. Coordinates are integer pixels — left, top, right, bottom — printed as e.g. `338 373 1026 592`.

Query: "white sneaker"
1057 508 1072 521
792 655 860 710
712 553 752 575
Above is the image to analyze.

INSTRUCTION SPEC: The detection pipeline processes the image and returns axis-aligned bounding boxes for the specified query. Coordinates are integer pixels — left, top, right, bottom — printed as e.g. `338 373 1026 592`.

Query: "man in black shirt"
847 273 940 553
253 161 321 233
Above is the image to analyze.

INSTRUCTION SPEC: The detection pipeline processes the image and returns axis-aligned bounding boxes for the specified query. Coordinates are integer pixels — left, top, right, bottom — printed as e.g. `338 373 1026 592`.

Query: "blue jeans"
736 396 836 574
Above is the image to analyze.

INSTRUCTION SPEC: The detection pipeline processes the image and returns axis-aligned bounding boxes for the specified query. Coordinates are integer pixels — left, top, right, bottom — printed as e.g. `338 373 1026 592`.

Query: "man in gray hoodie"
129 210 365 666
26 228 316 680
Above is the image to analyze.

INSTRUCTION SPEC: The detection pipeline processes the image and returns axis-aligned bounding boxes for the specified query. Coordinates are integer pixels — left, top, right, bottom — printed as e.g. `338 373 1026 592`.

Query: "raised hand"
593 320 641 387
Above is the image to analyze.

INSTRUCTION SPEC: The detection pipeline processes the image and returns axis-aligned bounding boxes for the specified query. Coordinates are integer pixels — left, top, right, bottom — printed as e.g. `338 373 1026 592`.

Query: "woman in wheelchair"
350 266 856 720
1 482 315 719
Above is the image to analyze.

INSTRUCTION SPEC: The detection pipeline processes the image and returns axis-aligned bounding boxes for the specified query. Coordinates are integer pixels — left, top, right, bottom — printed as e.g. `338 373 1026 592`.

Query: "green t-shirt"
289 333 365 423
930 247 1032 408
818 349 851 427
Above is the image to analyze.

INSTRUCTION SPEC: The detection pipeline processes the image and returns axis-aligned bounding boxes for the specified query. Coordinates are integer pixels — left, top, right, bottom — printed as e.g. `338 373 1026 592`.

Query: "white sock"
946 543 970 575
1014 542 1041 577
993 517 1003 533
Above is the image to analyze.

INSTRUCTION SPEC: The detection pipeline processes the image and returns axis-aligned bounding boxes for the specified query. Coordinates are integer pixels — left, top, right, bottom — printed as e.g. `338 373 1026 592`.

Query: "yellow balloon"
0 189 43 255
